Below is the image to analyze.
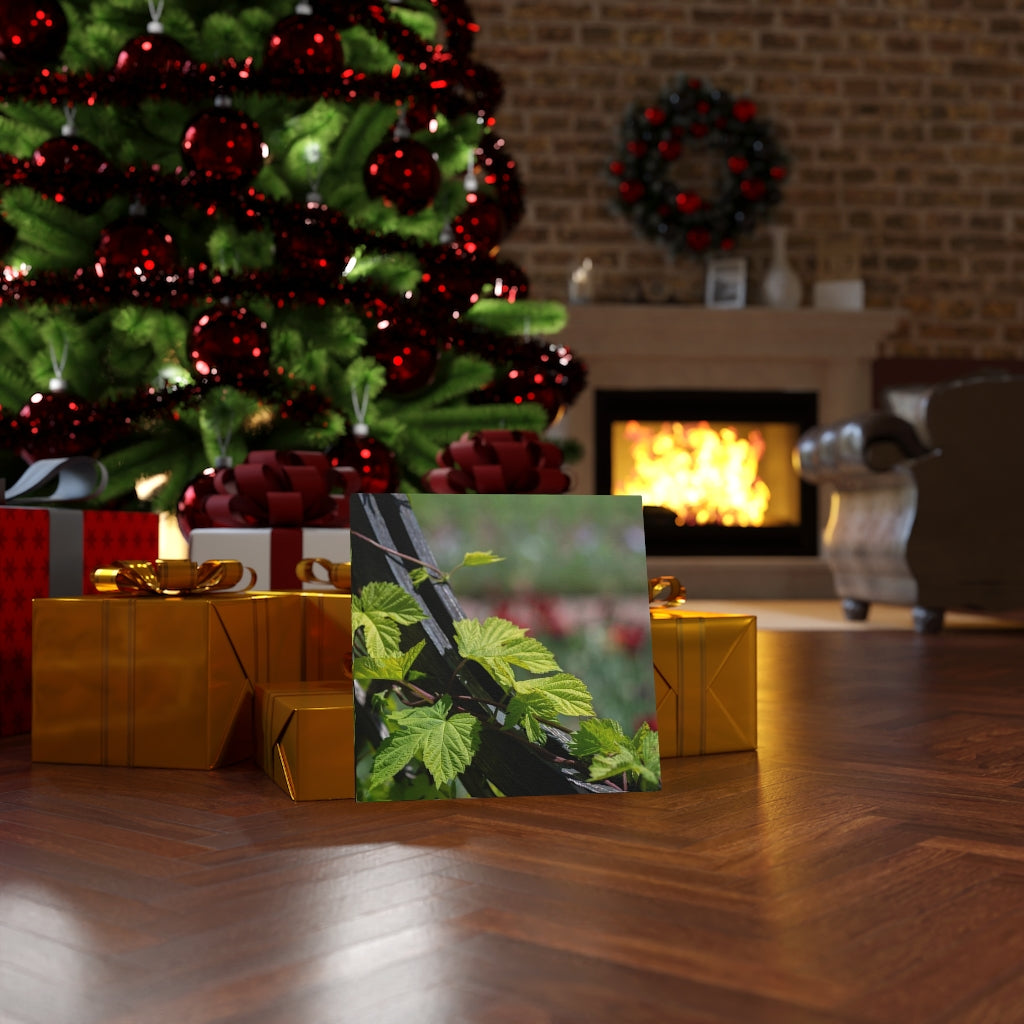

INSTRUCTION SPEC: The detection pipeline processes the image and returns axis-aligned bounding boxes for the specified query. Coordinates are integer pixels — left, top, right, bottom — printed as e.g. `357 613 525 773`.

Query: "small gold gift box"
32 590 304 769
651 609 757 758
255 681 354 801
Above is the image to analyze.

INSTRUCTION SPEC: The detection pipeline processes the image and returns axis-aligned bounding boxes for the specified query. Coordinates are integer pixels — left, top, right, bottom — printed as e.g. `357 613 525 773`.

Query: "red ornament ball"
276 201 346 276
264 10 342 77
31 136 110 213
189 306 271 383
364 138 440 214
114 31 190 82
18 384 93 460
175 466 218 538
181 105 265 182
326 430 399 493
451 197 507 257
370 323 438 394
95 216 178 279
0 2 68 69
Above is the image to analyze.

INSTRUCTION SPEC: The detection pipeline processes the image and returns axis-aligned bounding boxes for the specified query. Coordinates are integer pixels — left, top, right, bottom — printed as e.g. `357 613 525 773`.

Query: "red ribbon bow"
423 430 570 494
194 450 362 529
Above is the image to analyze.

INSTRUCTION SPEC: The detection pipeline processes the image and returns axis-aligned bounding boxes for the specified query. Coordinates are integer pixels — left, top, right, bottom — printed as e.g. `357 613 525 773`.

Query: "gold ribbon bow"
295 558 352 593
91 559 254 596
648 575 686 606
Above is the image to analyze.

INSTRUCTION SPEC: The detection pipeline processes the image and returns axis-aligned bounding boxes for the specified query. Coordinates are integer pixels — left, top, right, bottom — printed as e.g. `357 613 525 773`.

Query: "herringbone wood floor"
2 628 1024 1024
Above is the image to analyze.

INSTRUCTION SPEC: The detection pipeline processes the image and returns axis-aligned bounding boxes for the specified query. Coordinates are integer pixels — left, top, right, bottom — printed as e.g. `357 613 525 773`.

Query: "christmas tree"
0 0 583 514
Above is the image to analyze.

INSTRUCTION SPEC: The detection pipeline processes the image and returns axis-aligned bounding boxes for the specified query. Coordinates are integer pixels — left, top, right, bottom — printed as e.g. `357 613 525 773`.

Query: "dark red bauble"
264 10 342 77
276 202 346 276
0 2 68 69
326 431 399 493
402 99 438 135
488 370 564 425
369 324 438 394
30 136 110 213
95 216 178 278
181 106 265 182
364 138 440 214
18 386 94 460
114 32 190 81
175 466 218 538
451 197 507 257
421 250 489 312
491 260 530 302
189 306 271 383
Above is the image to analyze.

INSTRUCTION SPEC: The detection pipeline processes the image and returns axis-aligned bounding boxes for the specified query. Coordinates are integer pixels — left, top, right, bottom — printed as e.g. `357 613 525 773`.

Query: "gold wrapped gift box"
255 681 354 801
651 610 757 758
32 593 305 769
301 591 351 682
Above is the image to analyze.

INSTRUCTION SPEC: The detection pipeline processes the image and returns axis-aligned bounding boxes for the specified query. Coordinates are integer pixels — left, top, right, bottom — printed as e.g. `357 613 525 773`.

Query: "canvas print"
351 492 660 801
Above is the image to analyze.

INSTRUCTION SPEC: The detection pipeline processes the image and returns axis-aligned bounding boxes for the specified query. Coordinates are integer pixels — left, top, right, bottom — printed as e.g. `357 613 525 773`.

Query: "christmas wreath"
609 76 789 257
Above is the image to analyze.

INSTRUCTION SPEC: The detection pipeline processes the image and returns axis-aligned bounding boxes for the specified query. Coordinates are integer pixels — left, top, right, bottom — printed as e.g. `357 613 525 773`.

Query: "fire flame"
619 420 771 526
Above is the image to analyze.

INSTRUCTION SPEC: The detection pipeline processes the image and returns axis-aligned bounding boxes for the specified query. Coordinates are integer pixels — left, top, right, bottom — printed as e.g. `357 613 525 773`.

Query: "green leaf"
504 694 548 744
511 673 594 718
408 567 431 586
580 721 662 788
353 581 426 659
353 640 426 683
454 617 561 689
636 722 662 779
382 697 481 787
462 551 504 567
568 718 627 759
356 581 425 624
369 732 422 789
588 748 644 783
352 606 400 660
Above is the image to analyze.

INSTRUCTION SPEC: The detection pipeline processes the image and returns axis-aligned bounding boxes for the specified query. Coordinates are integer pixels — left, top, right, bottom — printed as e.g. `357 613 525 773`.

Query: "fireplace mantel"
554 304 905 598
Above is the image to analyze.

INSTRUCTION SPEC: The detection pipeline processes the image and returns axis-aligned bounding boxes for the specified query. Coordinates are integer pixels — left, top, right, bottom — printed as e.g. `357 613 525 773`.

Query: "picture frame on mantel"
704 258 747 309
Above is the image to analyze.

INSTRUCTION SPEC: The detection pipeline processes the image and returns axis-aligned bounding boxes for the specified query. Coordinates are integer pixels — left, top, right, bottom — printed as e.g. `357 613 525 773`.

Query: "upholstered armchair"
794 373 1024 632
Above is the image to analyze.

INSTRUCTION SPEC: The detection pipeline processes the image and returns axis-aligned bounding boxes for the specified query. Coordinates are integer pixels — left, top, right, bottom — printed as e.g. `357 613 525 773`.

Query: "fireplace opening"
595 389 818 556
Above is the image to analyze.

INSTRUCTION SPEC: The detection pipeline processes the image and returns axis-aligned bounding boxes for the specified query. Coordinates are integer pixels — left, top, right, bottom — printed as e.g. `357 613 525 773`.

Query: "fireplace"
595 389 818 557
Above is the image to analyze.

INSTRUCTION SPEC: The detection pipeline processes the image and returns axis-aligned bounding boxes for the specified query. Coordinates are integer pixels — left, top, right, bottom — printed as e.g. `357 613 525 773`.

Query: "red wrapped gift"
0 457 159 737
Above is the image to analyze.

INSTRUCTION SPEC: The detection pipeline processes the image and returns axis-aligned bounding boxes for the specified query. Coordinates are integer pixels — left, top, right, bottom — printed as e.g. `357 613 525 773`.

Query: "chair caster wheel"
913 607 944 633
842 598 869 621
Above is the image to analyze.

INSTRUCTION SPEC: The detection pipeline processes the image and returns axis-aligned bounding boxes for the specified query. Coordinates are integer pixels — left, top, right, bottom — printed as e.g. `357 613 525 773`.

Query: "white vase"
761 225 803 309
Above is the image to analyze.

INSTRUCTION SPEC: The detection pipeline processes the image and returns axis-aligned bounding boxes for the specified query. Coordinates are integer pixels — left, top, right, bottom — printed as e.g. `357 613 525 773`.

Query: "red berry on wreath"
181 99 265 182
619 181 644 204
0 2 68 69
364 138 440 214
264 3 343 77
733 99 758 122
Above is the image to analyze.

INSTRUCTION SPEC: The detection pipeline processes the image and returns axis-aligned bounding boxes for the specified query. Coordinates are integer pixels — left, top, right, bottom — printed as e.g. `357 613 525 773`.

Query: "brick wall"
470 0 1024 356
